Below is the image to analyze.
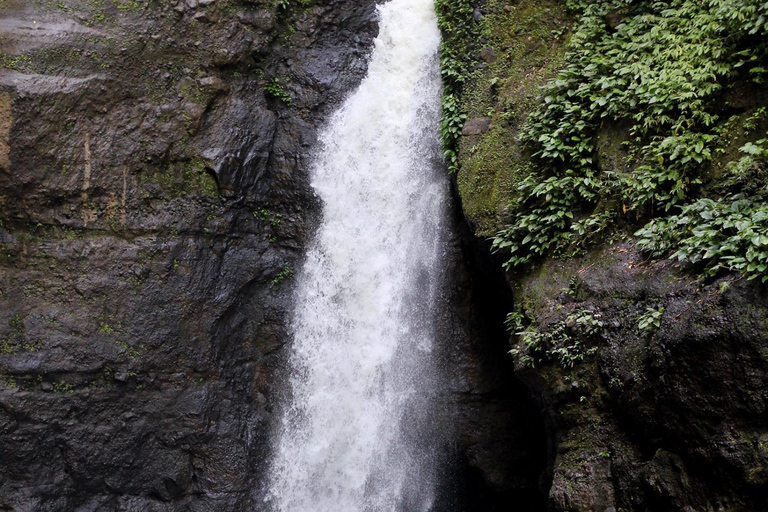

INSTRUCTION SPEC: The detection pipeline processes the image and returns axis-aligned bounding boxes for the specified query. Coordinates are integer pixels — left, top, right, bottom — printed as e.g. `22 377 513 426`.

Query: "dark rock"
0 0 381 509
512 244 768 511
0 1 545 511
480 47 497 63
596 120 633 174
607 11 626 31
463 117 492 136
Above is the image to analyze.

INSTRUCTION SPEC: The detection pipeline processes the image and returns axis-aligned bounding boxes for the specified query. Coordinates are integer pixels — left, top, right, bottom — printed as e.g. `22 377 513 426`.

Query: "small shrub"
264 78 292 105
636 306 665 334
435 0 477 173
491 0 768 270
508 308 603 368
636 194 768 281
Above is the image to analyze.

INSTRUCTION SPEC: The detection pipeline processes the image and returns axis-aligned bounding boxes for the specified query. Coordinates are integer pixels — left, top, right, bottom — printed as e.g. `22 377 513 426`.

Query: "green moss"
179 79 213 106
0 314 41 355
138 156 219 198
454 0 570 235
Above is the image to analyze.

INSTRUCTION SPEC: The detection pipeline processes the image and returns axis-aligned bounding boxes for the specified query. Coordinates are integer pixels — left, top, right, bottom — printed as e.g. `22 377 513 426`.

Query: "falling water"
267 0 448 510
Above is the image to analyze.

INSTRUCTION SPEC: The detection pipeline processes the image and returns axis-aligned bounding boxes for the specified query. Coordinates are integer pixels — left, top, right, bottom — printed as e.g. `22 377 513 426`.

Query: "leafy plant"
490 0 768 270
636 306 665 334
636 306 664 334
508 308 603 368
1 314 37 355
254 208 282 227
53 382 74 394
264 78 292 105
633 135 768 282
272 265 292 285
435 0 477 173
272 0 313 11
636 194 768 281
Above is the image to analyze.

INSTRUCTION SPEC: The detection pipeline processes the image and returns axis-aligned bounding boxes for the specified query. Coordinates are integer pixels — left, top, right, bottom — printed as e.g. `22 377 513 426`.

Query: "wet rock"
0 0 380 509
511 244 768 511
480 47 497 63
0 0 542 510
463 117 492 136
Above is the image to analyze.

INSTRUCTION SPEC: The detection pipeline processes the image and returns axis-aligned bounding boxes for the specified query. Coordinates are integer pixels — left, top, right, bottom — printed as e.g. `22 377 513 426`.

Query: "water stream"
267 0 449 509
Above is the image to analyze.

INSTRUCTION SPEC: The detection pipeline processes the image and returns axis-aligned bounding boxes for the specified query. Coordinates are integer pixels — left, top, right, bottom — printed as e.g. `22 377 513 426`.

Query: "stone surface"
0 0 379 509
462 116 491 136
511 244 768 511
448 0 768 508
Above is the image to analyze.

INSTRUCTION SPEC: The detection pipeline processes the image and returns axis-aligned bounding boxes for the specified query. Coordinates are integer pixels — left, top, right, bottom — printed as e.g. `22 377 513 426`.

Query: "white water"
266 0 448 510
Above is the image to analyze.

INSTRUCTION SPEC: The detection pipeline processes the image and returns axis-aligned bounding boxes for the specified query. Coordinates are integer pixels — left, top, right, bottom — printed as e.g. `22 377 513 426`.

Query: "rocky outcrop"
509 246 768 511
446 0 768 509
437 184 549 511
0 0 379 509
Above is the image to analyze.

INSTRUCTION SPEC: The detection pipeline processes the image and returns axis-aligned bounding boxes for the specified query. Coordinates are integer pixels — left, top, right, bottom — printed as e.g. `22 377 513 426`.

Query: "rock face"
0 0 548 510
0 0 380 509
437 190 549 511
445 0 768 509
511 247 768 511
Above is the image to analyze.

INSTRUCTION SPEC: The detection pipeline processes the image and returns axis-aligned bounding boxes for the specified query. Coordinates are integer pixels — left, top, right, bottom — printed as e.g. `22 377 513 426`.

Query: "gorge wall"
0 0 381 509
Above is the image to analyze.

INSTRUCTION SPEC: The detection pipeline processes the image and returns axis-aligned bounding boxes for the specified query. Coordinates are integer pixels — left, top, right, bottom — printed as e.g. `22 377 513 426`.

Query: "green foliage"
272 0 312 11
53 381 74 394
712 0 768 36
0 53 32 70
435 0 477 173
272 265 292 285
636 306 665 334
1 315 24 354
1 314 40 355
636 139 768 281
138 156 217 198
115 0 142 11
253 208 282 227
491 0 768 273
1 376 17 389
98 321 115 334
636 194 768 281
509 308 603 368
264 78 292 105
114 339 143 359
623 133 713 211
492 171 602 269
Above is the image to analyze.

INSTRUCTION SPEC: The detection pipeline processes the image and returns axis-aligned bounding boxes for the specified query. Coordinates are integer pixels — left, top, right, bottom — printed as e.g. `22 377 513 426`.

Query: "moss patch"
456 0 570 235
137 156 218 199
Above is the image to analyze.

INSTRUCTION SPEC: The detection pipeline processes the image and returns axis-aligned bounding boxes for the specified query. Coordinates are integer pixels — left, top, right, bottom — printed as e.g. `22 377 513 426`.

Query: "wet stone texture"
511 245 768 512
0 0 379 509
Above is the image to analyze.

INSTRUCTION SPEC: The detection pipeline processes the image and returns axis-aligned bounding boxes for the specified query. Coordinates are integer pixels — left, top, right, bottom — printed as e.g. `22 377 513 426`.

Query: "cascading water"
267 0 449 510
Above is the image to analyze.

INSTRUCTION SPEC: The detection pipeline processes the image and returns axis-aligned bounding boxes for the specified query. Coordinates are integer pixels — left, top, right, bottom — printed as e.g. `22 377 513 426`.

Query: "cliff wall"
444 0 768 510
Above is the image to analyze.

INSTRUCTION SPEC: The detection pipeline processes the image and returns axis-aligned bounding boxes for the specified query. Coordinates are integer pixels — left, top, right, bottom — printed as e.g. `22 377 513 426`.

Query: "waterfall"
267 0 448 510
